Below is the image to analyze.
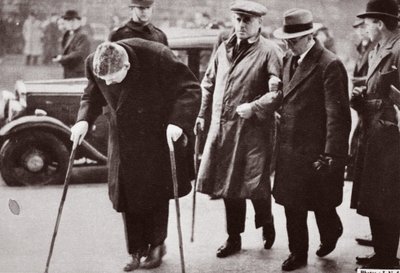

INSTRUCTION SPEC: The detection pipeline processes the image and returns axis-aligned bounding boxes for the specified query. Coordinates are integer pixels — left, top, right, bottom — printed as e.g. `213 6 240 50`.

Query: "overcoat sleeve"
323 59 351 158
197 47 218 119
59 34 91 67
76 55 107 126
159 47 201 135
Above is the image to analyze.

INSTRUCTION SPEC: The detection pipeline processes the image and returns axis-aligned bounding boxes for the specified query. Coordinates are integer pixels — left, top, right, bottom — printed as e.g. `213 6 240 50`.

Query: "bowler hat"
62 10 81 20
357 0 399 21
230 0 267 17
273 8 317 39
129 0 154 7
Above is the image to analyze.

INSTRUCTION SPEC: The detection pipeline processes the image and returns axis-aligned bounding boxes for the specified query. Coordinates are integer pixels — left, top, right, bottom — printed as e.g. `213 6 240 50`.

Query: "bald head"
93 42 130 77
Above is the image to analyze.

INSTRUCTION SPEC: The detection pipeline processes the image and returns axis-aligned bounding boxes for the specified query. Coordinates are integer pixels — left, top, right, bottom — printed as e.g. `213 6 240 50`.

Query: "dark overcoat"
196 34 282 199
109 20 168 45
76 38 200 213
273 40 351 211
350 31 400 223
60 27 91 78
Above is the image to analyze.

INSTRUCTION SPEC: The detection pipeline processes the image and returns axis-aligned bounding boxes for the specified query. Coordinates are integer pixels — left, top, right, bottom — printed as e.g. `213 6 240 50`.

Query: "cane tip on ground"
9 198 21 215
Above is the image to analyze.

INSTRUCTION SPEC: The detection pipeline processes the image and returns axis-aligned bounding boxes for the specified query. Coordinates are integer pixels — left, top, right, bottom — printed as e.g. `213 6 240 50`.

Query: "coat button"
139 130 145 135
137 108 144 114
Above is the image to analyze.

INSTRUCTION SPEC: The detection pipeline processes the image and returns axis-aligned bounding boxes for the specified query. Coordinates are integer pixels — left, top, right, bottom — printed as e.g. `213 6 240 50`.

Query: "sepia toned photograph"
0 0 399 272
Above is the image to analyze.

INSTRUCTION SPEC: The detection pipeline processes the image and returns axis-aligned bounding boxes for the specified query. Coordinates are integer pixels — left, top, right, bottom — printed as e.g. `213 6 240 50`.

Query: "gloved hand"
312 154 334 173
236 103 253 119
70 121 89 149
268 75 282 92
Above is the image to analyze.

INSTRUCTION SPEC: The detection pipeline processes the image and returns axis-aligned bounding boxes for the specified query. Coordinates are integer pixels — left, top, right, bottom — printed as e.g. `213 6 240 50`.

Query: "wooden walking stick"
44 144 77 273
167 134 186 273
191 125 201 242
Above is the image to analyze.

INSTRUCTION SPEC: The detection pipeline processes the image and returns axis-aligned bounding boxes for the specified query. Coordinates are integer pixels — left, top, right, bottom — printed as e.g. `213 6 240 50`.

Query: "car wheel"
0 131 69 186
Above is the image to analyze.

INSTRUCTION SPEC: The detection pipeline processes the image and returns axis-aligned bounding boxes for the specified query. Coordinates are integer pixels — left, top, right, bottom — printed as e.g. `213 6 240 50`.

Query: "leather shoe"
216 237 241 258
355 234 373 247
356 253 376 265
282 253 307 271
316 222 343 257
262 222 275 249
123 253 141 272
141 244 166 269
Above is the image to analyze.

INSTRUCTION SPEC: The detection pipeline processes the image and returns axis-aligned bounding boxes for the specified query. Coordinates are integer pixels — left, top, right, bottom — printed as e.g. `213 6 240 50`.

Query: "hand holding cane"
166 128 186 273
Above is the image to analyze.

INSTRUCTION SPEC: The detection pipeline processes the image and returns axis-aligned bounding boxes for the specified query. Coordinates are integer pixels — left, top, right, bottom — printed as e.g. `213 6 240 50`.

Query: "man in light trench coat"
194 0 283 258
273 8 351 271
70 39 200 271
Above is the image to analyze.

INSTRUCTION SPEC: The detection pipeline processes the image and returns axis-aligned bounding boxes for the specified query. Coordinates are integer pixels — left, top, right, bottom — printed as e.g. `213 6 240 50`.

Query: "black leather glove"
312 154 348 174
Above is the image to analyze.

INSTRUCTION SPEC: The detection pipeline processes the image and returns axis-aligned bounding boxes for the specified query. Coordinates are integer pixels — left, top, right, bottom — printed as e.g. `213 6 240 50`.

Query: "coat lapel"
283 41 323 98
366 33 400 81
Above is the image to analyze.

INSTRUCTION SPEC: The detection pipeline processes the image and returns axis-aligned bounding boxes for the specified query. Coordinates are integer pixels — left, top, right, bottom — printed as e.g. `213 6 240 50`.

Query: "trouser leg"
284 206 308 256
122 212 148 255
370 217 400 262
224 198 246 237
314 208 342 244
251 198 273 228
144 200 169 247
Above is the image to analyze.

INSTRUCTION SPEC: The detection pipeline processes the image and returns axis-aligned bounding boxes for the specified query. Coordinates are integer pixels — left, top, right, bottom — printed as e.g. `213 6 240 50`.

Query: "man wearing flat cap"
53 10 91 78
195 0 282 258
70 39 200 271
273 8 351 271
350 0 400 269
109 0 167 46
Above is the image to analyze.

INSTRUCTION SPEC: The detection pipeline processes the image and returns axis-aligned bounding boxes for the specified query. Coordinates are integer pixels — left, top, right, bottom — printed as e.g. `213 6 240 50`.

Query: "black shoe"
282 253 307 271
216 236 241 258
141 244 166 269
262 222 275 249
356 253 376 265
355 234 373 247
316 222 343 257
123 252 141 272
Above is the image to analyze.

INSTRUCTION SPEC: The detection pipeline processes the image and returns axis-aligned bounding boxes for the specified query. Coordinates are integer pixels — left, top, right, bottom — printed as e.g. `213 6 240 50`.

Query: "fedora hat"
129 0 154 7
274 8 317 39
357 0 399 21
62 10 81 20
230 0 267 17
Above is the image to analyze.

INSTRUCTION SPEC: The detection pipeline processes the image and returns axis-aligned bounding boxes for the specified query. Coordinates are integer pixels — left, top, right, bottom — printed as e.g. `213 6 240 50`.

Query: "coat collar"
115 41 141 112
283 39 323 98
63 27 82 53
367 30 400 81
224 32 261 66
126 20 155 34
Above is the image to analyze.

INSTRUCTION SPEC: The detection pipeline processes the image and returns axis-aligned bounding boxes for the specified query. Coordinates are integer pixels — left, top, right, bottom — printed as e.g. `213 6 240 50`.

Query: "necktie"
290 55 300 79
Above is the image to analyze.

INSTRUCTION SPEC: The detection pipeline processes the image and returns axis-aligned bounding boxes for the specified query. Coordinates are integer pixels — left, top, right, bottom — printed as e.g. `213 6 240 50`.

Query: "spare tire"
0 130 69 186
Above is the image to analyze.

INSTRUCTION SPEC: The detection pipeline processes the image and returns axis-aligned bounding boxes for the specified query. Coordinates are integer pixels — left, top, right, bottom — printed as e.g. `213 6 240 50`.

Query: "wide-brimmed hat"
129 0 154 7
273 8 317 39
62 10 81 20
230 0 267 17
357 0 399 21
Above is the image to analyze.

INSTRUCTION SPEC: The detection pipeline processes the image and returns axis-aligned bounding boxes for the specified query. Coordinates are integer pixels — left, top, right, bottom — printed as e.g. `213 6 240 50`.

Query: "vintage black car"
0 28 219 186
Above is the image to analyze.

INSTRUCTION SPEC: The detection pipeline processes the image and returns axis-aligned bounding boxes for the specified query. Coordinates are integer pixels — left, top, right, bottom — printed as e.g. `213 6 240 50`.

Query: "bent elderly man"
273 9 351 271
70 39 199 271
195 0 282 258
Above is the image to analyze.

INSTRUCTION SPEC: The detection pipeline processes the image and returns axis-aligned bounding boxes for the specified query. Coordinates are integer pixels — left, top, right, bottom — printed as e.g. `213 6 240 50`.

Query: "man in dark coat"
70 40 200 271
351 0 400 269
273 9 351 271
195 0 282 258
109 0 167 45
53 10 91 78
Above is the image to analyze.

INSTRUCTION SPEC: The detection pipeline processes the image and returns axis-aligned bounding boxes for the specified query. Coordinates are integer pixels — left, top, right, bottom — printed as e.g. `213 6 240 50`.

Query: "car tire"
0 131 69 186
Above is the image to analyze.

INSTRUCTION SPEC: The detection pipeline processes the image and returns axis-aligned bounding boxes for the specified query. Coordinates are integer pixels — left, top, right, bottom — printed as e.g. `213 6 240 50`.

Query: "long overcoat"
196 34 282 199
22 17 43 56
77 38 200 213
60 27 91 78
350 31 400 223
273 40 351 211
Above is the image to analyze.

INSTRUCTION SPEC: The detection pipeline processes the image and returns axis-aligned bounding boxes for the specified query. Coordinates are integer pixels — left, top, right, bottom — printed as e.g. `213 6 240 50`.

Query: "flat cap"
230 0 267 17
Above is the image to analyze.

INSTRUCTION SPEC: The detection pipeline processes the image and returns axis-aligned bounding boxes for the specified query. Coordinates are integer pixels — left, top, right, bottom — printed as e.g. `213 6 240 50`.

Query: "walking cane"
44 144 77 273
167 134 186 273
191 125 201 242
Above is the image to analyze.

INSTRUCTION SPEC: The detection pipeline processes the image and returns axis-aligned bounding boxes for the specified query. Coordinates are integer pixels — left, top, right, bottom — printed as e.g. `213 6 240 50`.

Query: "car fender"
0 115 107 163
